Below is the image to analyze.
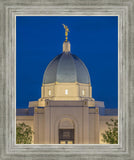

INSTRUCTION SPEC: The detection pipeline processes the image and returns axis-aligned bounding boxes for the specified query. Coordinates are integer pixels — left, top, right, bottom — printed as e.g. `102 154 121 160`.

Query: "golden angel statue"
62 24 70 41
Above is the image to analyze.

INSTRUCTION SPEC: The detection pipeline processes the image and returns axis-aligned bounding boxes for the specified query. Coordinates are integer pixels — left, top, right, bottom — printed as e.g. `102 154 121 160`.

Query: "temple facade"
16 25 118 144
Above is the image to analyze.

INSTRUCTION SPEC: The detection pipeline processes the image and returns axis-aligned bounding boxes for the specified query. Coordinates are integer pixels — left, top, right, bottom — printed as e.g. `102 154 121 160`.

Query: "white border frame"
0 0 133 159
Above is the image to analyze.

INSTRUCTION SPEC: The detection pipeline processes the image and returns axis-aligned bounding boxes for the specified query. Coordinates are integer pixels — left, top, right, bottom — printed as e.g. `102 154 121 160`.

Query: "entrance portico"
32 100 100 144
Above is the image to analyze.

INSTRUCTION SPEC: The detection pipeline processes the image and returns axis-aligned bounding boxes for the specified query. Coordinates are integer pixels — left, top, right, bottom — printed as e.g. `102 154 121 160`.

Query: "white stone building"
16 36 118 144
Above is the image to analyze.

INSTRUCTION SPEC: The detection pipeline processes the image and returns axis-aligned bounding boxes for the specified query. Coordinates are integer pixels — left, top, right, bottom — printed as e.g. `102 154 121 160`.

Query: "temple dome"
43 41 91 84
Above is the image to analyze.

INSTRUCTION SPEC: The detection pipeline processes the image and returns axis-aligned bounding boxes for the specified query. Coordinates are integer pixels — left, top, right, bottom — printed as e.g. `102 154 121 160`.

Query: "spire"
62 24 71 52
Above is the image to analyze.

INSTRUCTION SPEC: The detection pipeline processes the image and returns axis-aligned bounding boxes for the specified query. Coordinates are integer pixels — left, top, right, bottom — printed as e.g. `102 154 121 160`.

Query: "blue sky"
16 16 118 109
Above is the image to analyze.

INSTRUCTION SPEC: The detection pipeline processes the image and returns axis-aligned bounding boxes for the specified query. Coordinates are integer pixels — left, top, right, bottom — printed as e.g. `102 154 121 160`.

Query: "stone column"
33 107 39 144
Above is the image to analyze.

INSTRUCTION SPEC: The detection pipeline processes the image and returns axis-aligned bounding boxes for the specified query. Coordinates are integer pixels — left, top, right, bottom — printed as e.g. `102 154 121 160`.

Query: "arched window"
82 89 85 96
65 89 68 95
48 89 51 96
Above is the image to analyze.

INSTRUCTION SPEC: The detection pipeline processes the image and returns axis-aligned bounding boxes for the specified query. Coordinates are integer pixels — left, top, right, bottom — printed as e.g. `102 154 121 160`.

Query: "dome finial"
62 24 70 41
